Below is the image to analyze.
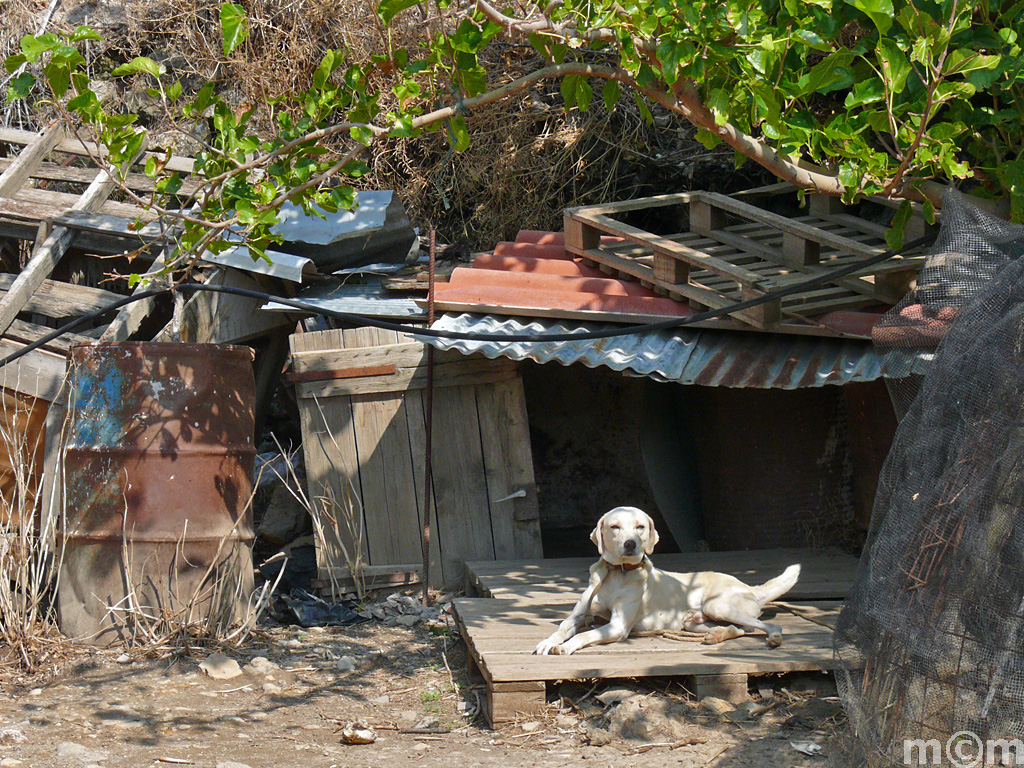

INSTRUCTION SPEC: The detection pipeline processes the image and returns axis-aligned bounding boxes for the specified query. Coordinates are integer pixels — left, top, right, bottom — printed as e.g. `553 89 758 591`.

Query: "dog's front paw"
534 639 561 655
550 644 573 656
767 632 783 648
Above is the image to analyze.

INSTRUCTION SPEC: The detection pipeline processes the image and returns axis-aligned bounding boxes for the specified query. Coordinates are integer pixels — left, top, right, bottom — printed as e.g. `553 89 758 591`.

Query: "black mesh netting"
834 190 1024 766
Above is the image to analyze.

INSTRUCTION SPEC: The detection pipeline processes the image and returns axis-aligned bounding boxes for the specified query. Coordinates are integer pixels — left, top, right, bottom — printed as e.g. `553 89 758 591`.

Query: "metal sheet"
203 245 314 283
263 279 426 320
427 313 933 388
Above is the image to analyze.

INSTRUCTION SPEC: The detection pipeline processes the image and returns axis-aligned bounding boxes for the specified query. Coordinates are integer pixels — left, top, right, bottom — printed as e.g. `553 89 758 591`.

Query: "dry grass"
1 0 766 253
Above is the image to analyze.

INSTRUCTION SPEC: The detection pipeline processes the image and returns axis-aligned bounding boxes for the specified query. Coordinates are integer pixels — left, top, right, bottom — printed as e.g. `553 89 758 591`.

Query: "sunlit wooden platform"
453 548 857 725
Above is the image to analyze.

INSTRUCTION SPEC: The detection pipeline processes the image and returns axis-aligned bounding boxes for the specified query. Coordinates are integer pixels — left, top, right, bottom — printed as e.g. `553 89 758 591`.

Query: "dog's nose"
623 539 637 553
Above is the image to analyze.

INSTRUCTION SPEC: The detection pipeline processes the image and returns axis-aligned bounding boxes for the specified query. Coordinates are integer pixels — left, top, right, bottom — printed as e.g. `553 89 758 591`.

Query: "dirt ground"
0 600 846 768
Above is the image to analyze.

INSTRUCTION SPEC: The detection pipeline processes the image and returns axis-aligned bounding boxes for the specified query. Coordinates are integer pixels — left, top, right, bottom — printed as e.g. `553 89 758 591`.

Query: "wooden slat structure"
455 548 856 725
564 191 932 330
291 327 544 589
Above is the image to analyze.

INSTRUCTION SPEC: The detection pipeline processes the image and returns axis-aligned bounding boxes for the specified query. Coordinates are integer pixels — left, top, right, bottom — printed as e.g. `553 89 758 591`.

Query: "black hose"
0 233 936 370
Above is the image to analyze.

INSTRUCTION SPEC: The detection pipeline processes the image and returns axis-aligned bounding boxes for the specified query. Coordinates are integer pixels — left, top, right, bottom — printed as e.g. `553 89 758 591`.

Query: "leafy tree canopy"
4 0 1022 279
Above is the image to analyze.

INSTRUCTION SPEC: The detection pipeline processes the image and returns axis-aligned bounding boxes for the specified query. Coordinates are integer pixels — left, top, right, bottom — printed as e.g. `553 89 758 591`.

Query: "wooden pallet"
455 548 856 725
563 191 931 330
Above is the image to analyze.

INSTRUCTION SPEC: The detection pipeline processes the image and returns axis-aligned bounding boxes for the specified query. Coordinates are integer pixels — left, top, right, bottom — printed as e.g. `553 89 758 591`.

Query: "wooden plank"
0 123 64 198
571 209 767 288
291 330 371 571
295 356 517 398
349 390 423 565
0 146 145 337
429 385 495 585
452 599 836 682
291 342 468 373
4 318 93 353
697 191 889 258
0 272 122 318
0 126 195 174
0 157 202 198
403 387 446 588
692 673 748 703
0 340 67 402
153 268 295 344
13 186 159 223
475 378 542 561
566 192 695 217
573 247 770 328
286 364 397 383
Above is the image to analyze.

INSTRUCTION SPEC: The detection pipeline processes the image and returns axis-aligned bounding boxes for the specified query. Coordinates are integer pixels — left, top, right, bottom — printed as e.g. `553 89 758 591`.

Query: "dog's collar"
607 556 647 572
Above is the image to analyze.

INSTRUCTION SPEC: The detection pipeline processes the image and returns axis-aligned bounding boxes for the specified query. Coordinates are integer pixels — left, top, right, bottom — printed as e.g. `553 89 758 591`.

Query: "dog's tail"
752 564 801 606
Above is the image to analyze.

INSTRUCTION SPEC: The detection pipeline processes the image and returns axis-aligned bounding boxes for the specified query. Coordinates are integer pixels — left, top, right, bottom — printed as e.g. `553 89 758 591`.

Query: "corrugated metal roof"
428 313 932 388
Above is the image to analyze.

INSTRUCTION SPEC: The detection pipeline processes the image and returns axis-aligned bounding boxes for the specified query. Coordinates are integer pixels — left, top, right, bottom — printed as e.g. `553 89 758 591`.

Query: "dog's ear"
643 511 660 555
590 513 607 555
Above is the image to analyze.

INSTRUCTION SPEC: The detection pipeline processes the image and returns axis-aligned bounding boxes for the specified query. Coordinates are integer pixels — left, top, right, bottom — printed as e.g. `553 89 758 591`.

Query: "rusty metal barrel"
57 342 256 643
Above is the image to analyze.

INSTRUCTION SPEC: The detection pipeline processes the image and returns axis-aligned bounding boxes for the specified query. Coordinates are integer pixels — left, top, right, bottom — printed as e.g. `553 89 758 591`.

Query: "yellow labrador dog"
534 506 801 655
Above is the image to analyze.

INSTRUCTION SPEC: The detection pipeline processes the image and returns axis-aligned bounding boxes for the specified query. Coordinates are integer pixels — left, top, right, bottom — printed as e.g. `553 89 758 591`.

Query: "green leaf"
220 3 249 56
343 159 371 177
575 78 592 111
70 25 104 43
603 79 621 111
944 50 1002 76
350 125 375 146
800 51 854 96
6 72 34 102
111 56 165 78
561 73 579 109
844 77 885 108
460 65 488 96
378 0 422 24
707 88 729 126
20 34 58 63
877 39 911 93
885 200 912 249
850 0 893 34
4 53 27 74
447 114 470 151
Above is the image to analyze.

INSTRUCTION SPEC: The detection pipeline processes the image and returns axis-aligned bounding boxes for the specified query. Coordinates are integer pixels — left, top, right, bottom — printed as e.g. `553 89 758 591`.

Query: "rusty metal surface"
429 313 934 388
63 342 255 542
58 342 255 642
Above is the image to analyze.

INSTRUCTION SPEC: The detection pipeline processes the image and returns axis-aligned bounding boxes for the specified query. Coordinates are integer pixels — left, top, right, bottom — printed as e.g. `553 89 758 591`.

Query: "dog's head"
590 506 659 565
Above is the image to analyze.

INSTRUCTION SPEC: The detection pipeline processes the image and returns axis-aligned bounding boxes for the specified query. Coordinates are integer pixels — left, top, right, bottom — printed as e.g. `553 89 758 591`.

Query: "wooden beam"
152 267 295 344
0 122 63 199
0 126 194 173
0 145 145 337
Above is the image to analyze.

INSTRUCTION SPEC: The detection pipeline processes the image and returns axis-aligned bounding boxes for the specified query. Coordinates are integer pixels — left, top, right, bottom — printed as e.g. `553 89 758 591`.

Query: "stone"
244 657 279 676
0 729 26 744
397 710 419 724
555 715 577 729
699 697 734 717
199 653 243 680
371 695 390 705
335 656 356 673
520 721 542 733
217 762 255 768
414 716 442 730
262 682 283 695
394 615 419 627
595 686 636 706
115 654 131 664
27 689 42 696
0 758 23 766
585 728 613 747
56 741 108 762
412 743 429 752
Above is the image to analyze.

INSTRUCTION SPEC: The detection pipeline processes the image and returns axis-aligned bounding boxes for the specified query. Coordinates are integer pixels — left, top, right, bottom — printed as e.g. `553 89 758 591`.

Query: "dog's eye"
609 524 621 530
637 525 645 531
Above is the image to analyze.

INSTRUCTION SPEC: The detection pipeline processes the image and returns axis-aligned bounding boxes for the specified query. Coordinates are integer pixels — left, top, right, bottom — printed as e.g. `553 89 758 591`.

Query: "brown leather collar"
608 556 646 572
